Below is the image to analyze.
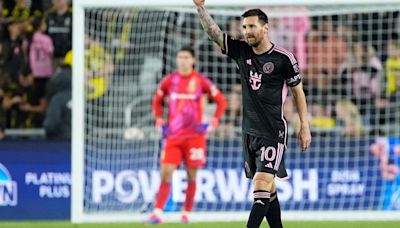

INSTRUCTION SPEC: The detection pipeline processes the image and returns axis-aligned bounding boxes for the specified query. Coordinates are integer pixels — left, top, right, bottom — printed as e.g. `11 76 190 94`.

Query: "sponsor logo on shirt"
249 70 262 90
287 74 301 84
170 93 197 100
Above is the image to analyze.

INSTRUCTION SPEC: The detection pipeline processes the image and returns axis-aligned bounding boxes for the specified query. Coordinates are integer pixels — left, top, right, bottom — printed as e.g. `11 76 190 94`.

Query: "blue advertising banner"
84 138 394 212
371 137 400 210
0 137 399 220
0 142 71 220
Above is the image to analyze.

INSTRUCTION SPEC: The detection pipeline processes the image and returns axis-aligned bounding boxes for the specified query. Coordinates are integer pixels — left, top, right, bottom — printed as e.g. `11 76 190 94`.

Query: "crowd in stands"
299 14 400 137
0 0 71 140
193 12 400 138
0 2 399 140
206 12 400 138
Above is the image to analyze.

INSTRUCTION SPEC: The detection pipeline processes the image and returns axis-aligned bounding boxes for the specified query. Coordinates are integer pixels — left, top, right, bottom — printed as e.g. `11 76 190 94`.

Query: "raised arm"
193 0 225 50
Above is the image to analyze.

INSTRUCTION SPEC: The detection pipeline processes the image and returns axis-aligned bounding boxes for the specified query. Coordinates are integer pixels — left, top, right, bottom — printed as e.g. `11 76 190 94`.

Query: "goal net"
72 0 400 223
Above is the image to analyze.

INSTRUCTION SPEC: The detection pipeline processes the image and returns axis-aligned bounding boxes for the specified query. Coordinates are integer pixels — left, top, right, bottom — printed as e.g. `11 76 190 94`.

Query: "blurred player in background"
193 0 312 227
148 46 227 224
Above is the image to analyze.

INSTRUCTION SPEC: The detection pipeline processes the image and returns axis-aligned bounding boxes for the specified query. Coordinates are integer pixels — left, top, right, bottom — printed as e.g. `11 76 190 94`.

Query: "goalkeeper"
193 0 312 227
148 46 227 224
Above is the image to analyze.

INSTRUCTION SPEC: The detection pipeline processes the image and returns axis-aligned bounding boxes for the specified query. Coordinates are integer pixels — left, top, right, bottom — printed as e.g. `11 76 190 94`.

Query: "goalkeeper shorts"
161 135 206 168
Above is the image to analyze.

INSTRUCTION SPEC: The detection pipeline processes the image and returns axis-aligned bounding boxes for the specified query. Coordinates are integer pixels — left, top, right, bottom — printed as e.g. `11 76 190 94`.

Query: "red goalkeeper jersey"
152 70 227 138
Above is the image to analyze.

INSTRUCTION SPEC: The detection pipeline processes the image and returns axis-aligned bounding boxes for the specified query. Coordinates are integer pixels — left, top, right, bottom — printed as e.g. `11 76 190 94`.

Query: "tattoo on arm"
197 5 224 49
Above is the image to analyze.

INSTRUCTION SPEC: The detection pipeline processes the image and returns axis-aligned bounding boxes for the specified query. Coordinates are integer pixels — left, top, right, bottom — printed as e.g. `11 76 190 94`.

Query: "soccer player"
193 1 312 227
148 46 227 224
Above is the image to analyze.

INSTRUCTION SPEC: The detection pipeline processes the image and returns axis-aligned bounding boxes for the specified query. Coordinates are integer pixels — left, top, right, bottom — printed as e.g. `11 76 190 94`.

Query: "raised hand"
193 0 205 7
194 0 224 49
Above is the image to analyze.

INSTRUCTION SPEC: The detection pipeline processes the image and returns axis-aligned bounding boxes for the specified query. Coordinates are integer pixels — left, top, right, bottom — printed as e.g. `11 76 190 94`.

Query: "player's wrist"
206 117 219 132
155 118 164 128
211 117 219 124
300 121 310 128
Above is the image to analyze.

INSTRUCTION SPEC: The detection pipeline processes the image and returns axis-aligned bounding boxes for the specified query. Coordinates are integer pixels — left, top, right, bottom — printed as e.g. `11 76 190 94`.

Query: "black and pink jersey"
223 34 302 141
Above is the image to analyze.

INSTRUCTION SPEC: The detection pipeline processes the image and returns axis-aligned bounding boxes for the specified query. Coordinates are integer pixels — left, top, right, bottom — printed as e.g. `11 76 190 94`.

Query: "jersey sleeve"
200 75 227 120
221 33 247 61
200 76 219 98
282 53 302 87
152 76 171 118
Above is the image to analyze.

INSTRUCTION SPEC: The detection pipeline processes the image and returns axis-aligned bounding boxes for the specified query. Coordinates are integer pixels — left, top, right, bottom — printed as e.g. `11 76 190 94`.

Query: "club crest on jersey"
246 59 252 65
249 70 262 90
263 62 274 74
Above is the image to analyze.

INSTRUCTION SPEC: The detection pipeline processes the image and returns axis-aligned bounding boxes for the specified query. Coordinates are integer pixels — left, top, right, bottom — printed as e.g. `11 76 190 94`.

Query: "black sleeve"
221 33 247 61
282 54 302 87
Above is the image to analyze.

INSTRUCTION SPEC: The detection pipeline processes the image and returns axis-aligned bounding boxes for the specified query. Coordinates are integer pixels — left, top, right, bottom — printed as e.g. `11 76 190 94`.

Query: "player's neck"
178 69 194 77
252 38 273 55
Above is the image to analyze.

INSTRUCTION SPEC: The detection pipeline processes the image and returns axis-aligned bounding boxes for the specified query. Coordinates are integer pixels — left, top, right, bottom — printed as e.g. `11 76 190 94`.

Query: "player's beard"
247 37 262 47
246 34 262 47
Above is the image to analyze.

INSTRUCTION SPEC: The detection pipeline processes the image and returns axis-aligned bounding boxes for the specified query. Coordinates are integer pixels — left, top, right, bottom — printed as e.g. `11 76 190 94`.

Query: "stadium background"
0 0 399 227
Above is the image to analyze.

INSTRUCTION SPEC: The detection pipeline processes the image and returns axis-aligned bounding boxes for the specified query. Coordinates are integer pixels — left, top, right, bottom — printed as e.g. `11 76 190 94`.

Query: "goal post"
71 0 85 223
72 0 400 224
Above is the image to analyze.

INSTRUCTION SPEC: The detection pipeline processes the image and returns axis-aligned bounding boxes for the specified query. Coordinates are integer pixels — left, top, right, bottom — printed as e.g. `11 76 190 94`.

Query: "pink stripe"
274 143 284 170
281 82 288 147
282 81 288 105
254 192 271 198
274 49 296 65
274 46 296 63
274 47 297 65
274 144 280 170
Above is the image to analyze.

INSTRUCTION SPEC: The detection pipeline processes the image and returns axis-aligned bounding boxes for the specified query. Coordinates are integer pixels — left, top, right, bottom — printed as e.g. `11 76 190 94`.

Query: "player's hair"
241 9 268 24
177 46 195 57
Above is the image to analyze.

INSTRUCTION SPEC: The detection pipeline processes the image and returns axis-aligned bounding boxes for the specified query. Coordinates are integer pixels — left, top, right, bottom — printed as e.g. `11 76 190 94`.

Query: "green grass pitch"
0 221 399 228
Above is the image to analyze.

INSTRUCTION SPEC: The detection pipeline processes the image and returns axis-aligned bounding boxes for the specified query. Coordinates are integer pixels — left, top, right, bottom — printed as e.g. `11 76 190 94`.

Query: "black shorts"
243 133 287 179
